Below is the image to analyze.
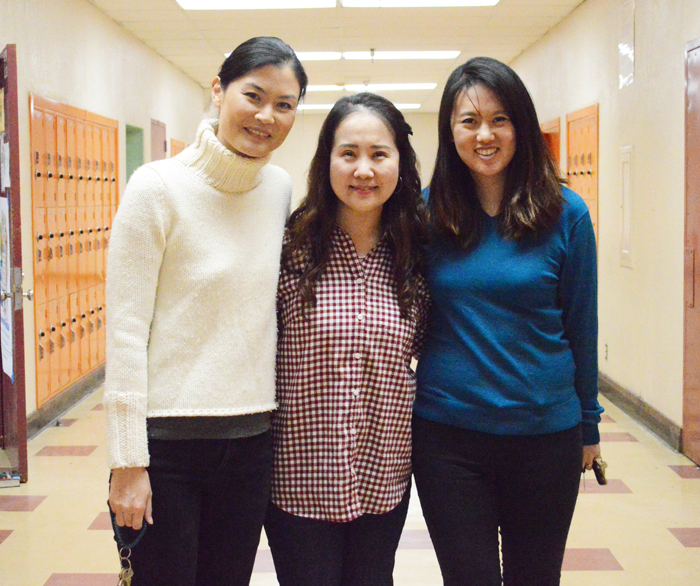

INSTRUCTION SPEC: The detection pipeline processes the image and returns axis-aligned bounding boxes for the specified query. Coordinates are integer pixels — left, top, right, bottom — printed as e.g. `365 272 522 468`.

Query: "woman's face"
211 64 301 158
330 110 400 224
451 83 516 186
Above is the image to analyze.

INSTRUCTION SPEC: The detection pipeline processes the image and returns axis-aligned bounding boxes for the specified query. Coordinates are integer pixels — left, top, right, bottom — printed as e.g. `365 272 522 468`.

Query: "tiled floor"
1 388 699 586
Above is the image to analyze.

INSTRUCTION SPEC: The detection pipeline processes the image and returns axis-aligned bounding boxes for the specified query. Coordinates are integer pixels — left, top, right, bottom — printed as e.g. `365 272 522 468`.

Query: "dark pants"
113 432 273 586
264 484 411 586
412 416 582 586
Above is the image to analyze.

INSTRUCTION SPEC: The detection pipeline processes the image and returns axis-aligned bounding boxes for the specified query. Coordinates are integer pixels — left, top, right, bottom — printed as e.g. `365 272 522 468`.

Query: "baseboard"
598 373 682 452
26 365 105 440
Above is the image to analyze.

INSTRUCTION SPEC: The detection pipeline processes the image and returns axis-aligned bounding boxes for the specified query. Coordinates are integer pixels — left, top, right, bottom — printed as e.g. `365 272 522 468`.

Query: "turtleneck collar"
178 119 271 194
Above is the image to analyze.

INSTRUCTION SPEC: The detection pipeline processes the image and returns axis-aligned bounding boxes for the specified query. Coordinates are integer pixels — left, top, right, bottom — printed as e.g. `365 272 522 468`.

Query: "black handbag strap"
108 501 148 551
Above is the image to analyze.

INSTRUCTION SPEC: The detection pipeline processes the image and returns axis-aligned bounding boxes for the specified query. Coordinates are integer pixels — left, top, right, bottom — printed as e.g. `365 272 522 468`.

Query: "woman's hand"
109 467 153 530
582 443 601 471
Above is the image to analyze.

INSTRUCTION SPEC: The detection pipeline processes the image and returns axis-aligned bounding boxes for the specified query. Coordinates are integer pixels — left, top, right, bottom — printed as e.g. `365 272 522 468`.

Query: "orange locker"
55 208 68 300
48 299 61 397
58 296 71 390
65 117 78 208
36 303 50 406
56 114 67 207
31 108 46 208
94 207 105 282
33 207 48 308
79 289 91 374
76 208 87 292
96 285 105 364
86 213 97 290
45 208 58 302
66 207 78 295
69 292 81 379
88 287 98 369
76 120 86 207
44 112 57 208
102 205 111 258
94 126 106 208
84 124 95 206
108 128 117 209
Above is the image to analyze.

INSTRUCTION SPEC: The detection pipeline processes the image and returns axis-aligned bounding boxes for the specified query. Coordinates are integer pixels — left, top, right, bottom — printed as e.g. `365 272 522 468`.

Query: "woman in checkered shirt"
265 92 430 586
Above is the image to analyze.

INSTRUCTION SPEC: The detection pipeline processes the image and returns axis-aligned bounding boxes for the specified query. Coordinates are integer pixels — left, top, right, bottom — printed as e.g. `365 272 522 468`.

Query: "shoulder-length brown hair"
429 56 564 249
283 92 427 317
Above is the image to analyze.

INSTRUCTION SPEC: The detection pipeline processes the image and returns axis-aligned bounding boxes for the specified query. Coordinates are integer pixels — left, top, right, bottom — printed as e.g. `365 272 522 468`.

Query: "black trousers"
412 416 582 586
264 484 411 586
114 432 272 586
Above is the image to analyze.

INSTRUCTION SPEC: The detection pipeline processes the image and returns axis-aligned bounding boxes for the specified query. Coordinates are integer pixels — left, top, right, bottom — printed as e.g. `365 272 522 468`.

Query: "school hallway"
0 386 697 586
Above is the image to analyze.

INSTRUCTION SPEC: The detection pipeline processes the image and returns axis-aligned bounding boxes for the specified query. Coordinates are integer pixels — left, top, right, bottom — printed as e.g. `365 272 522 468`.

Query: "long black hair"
284 92 427 317
429 56 563 249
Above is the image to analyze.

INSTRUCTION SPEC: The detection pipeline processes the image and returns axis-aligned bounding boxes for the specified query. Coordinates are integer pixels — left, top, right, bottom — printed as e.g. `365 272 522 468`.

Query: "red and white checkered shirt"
271 226 430 522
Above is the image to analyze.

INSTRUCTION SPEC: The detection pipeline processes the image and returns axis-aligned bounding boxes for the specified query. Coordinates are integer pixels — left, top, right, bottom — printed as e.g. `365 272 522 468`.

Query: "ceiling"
87 0 585 112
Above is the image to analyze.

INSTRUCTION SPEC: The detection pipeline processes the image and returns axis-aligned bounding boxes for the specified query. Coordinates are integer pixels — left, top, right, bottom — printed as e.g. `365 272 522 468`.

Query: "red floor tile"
57 418 78 427
562 548 624 571
252 549 275 573
398 529 434 549
88 512 112 530
0 495 47 511
600 432 638 442
43 575 118 586
0 529 12 545
600 414 616 423
579 478 632 494
91 404 104 411
35 446 97 457
669 465 700 479
669 528 700 547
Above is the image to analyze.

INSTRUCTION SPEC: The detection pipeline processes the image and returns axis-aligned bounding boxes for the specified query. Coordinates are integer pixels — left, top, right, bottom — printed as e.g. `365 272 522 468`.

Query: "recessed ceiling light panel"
341 1 498 6
177 0 335 9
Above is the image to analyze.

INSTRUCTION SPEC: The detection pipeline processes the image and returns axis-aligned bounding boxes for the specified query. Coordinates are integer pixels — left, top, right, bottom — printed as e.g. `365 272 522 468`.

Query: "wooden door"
151 119 167 161
684 39 700 464
0 45 28 480
567 105 599 241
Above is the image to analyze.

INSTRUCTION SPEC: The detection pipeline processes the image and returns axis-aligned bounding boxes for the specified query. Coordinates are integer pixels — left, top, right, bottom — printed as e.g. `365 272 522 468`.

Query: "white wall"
512 0 700 426
1 0 208 413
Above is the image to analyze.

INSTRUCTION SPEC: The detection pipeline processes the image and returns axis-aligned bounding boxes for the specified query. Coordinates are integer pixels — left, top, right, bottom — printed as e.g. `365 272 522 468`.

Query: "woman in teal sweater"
413 57 603 586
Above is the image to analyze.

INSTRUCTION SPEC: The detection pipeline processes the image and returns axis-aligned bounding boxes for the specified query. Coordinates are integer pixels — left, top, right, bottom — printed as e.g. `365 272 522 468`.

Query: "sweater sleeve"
559 208 603 445
104 166 169 468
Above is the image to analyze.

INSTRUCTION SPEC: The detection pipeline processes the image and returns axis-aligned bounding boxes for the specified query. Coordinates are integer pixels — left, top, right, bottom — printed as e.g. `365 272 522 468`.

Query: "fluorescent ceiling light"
343 51 460 60
177 0 334 8
296 52 343 61
342 0 498 6
344 83 437 91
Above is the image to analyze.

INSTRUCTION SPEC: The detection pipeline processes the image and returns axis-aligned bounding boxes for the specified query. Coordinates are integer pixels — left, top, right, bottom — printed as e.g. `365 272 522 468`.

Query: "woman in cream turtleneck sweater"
104 37 307 586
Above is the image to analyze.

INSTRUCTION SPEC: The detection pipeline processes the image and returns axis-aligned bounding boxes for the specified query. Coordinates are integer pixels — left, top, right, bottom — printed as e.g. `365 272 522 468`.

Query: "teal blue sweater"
415 187 602 445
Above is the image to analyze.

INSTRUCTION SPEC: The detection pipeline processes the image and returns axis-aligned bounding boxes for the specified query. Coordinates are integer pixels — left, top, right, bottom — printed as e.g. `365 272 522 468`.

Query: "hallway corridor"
1 387 699 585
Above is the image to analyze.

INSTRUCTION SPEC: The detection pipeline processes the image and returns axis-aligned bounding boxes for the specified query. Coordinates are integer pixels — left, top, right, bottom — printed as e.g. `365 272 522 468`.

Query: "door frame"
0 44 28 480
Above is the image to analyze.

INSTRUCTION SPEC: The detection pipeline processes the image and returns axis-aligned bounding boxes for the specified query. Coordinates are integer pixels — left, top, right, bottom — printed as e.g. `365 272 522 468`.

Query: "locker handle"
37 234 43 241
112 178 116 182
587 170 593 175
81 313 86 318
96 227 102 232
69 230 75 236
71 317 77 323
69 174 74 180
90 309 95 314
98 306 103 311
88 228 93 233
49 233 55 239
39 331 45 338
105 226 110 231
61 321 66 327
104 176 109 182
87 176 92 181
59 173 64 179
95 177 101 181
48 172 53 178
59 231 64 237
78 229 84 234
50 326 56 332
79 175 83 180
35 171 42 178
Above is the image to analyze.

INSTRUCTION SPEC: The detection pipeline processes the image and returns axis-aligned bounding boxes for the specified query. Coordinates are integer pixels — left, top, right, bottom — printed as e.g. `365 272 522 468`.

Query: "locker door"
56 114 67 208
69 292 81 380
108 128 118 209
102 205 111 261
93 207 104 282
66 207 78 296
58 296 71 390
47 299 61 399
88 287 98 369
567 105 599 241
86 210 97 289
32 208 48 308
55 208 68 300
46 207 58 302
96 285 105 365
65 117 78 208
79 289 90 374
44 112 57 208
92 125 103 208
35 303 50 407
31 108 46 208
84 124 95 207
76 207 87 292
76 121 86 208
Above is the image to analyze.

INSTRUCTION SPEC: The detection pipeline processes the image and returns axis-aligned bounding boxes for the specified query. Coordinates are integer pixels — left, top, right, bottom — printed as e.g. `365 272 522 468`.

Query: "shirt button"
356 313 364 321
353 352 362 360
355 277 364 285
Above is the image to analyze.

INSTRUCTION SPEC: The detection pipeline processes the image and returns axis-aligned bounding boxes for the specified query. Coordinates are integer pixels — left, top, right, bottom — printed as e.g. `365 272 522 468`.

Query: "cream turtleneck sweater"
104 119 292 469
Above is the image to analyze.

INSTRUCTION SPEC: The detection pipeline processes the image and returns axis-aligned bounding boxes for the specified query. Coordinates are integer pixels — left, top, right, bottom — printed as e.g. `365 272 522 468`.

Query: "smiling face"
451 83 517 195
330 110 400 228
211 64 301 158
